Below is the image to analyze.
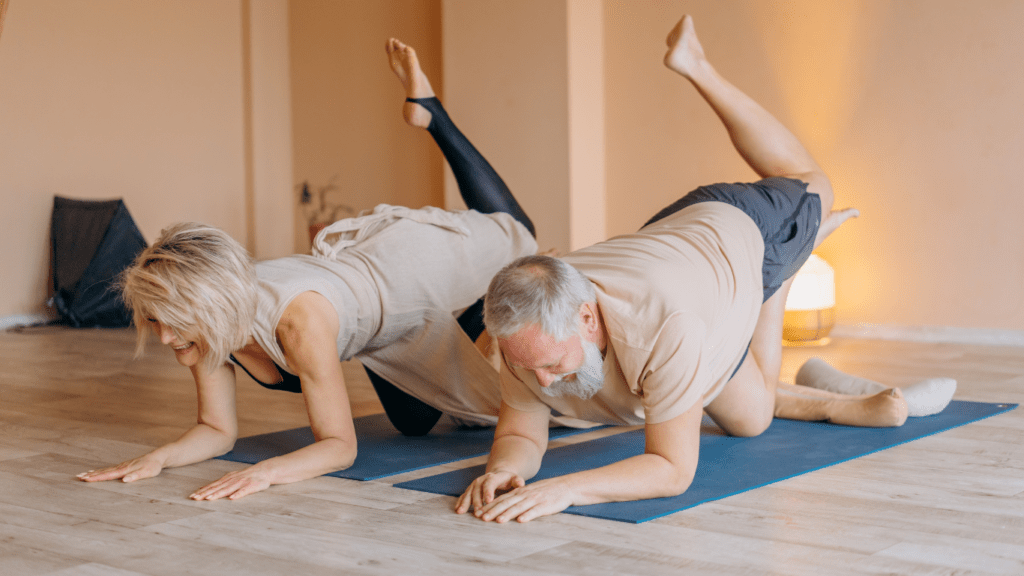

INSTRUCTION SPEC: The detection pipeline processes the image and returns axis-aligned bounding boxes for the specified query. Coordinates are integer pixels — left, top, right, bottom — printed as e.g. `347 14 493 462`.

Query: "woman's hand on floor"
189 464 273 501
77 454 164 484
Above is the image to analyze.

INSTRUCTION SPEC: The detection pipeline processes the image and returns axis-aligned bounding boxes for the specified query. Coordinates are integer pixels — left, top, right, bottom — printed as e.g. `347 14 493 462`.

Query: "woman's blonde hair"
121 222 258 371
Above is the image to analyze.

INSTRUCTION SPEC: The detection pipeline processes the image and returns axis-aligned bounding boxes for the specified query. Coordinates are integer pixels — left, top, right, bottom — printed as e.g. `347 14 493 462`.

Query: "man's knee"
707 401 772 438
725 409 772 438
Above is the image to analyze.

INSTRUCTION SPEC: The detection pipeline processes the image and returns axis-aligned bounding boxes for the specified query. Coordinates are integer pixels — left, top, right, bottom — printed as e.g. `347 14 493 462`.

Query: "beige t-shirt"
252 206 540 426
500 202 765 425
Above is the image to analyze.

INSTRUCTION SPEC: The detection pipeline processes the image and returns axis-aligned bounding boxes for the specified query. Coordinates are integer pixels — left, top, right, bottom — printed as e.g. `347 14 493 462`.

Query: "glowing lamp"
783 254 835 346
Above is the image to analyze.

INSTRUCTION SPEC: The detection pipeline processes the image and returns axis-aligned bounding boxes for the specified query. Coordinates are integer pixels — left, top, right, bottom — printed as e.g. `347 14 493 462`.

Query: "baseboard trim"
0 313 52 331
833 323 1024 348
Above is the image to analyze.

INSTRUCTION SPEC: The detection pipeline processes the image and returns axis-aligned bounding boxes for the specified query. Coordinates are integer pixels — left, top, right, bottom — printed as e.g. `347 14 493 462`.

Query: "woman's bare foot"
386 38 435 128
664 15 706 78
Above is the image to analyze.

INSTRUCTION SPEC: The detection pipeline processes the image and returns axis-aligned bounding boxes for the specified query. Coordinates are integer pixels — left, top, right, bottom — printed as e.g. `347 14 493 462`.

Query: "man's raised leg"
667 15 906 432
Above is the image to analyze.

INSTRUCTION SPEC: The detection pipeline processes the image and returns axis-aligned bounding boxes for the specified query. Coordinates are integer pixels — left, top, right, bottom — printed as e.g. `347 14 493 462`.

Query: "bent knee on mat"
708 403 773 438
721 413 772 438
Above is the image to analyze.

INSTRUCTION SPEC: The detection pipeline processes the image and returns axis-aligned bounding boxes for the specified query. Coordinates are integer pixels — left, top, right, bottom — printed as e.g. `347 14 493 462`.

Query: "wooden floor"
1 327 1022 575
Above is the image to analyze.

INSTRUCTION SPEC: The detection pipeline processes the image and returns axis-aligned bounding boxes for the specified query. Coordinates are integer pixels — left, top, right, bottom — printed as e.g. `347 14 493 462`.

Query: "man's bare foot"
386 38 435 128
814 207 859 249
664 15 706 78
775 383 909 427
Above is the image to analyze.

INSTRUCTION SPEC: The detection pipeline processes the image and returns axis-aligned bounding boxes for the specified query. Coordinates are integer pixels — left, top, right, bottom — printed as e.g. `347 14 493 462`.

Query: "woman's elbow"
324 436 358 470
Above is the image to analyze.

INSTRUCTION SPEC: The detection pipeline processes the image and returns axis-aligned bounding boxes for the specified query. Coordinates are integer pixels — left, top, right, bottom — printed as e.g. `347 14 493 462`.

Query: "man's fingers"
455 489 471 514
479 492 525 522
495 498 535 523
470 476 488 513
458 472 528 517
480 474 503 504
511 495 560 523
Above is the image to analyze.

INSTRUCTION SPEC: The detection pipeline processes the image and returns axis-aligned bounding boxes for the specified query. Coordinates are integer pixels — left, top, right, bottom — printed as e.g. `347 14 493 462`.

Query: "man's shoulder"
599 283 705 347
607 311 706 374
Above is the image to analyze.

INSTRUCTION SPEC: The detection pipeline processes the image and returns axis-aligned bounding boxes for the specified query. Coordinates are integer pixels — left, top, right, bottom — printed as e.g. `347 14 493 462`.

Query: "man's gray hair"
484 254 596 342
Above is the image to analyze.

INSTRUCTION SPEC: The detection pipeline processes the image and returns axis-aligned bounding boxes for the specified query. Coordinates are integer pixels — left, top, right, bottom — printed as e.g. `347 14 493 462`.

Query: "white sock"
795 358 956 417
899 377 958 417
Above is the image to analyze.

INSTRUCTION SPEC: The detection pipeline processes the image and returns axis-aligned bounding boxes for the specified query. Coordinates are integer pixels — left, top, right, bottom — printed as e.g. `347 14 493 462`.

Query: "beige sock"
796 358 956 417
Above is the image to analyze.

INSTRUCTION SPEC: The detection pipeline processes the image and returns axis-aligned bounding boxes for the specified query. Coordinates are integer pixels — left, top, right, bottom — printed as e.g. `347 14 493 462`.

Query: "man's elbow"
661 461 696 497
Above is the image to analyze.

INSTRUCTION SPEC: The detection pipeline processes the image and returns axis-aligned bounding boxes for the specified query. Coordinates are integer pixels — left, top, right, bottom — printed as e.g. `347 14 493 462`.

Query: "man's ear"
578 301 600 339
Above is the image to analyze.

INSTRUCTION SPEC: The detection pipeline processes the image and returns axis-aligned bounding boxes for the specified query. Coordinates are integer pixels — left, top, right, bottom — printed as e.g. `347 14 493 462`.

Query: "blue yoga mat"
217 413 604 481
394 400 1017 523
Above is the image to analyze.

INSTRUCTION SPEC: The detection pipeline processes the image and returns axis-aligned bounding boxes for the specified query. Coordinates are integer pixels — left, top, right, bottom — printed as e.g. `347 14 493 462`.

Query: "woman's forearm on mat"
152 422 238 469
250 437 357 485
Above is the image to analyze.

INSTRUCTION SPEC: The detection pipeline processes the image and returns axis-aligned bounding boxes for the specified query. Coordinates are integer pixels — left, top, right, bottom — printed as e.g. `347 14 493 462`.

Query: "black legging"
366 96 534 436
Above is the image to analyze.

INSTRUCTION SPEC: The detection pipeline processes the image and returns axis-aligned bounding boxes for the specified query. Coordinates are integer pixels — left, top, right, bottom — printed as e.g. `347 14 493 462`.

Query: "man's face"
500 323 605 399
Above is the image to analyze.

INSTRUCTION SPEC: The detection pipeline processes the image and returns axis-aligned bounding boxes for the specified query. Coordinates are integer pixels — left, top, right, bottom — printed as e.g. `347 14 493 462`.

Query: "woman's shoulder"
276 291 341 352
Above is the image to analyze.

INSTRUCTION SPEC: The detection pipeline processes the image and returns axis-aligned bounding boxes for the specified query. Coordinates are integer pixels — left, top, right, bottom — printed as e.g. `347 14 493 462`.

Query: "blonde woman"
76 40 565 500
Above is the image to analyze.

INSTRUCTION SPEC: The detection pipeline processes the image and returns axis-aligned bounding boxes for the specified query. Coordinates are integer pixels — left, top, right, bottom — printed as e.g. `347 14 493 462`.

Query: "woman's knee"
392 415 442 437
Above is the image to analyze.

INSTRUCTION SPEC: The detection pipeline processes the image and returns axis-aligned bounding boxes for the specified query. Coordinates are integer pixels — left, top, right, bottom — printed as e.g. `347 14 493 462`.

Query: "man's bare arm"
466 400 703 523
455 402 550 515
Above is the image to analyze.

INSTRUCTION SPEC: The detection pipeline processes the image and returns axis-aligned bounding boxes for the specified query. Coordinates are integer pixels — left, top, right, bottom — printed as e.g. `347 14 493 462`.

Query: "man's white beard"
540 338 605 400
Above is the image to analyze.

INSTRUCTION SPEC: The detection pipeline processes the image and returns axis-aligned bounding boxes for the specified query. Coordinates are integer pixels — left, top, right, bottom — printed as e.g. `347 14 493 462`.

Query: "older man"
455 15 908 523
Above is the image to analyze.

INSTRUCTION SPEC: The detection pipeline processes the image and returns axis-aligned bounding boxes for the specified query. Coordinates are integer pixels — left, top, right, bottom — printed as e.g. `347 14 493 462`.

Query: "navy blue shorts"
643 176 822 303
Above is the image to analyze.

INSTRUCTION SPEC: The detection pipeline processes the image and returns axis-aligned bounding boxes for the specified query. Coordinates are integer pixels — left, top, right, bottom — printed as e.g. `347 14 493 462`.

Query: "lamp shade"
785 254 835 310
783 254 836 345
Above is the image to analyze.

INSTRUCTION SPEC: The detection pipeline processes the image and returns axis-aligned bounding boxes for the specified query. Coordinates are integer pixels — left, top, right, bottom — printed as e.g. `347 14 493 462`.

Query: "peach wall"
442 0 608 253
567 0 607 251
288 0 443 252
0 0 8 39
0 0 438 322
0 0 248 320
4 0 1023 335
247 0 295 261
603 0 1024 331
442 0 572 253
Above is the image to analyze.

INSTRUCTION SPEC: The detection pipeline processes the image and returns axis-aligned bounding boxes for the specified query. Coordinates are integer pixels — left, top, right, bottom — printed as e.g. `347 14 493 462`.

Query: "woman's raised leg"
368 39 537 435
386 38 535 237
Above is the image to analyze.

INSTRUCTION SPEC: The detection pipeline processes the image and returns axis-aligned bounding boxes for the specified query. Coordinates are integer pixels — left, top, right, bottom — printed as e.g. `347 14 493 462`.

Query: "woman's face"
147 318 205 367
